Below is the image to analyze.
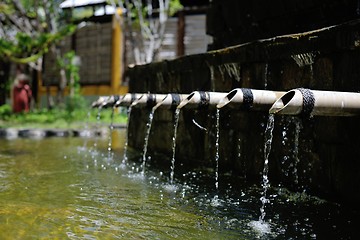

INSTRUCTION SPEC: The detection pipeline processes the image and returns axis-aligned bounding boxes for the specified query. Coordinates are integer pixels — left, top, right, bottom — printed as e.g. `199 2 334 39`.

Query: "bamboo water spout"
269 88 360 116
177 91 228 109
114 93 143 107
216 88 285 110
103 95 121 108
91 96 113 108
93 93 187 109
152 93 188 110
129 93 168 108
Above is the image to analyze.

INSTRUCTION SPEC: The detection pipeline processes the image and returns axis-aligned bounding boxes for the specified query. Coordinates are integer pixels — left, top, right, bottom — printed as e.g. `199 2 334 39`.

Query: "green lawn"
0 104 127 129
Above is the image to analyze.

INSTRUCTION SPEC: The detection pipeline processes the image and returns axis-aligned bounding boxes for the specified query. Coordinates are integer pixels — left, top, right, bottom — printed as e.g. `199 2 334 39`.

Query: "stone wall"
126 20 360 204
207 0 360 50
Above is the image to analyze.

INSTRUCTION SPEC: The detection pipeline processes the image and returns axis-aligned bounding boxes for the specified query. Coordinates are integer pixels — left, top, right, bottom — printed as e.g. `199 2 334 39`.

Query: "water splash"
141 108 155 175
121 106 132 169
248 220 272 237
163 183 178 193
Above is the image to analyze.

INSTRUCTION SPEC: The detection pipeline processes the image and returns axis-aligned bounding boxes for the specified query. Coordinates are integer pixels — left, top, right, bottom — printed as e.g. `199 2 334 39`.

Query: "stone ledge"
0 127 112 139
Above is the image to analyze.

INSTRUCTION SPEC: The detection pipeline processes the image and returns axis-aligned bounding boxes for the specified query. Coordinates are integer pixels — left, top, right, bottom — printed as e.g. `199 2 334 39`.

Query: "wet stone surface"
0 128 110 139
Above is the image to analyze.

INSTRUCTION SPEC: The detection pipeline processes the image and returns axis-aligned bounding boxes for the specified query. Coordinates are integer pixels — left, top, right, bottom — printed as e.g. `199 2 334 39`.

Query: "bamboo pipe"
91 95 121 108
91 96 110 108
97 93 185 109
152 93 189 110
103 95 121 108
216 88 285 110
114 93 143 107
269 88 360 116
129 93 168 108
177 91 228 109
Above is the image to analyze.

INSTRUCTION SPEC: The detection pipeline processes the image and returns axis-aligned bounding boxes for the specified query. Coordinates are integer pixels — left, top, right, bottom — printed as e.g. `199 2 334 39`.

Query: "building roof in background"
94 5 116 16
60 0 107 9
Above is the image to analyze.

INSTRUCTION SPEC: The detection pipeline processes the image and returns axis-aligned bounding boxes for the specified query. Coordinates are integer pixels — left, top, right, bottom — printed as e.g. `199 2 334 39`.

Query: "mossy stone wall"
127 21 360 204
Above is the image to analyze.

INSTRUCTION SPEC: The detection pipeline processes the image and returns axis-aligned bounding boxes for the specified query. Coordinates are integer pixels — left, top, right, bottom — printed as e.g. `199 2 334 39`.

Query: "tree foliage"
1 0 182 67
0 0 75 69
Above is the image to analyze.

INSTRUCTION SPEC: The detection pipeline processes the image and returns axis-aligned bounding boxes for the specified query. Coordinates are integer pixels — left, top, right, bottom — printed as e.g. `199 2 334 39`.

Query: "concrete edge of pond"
0 124 126 139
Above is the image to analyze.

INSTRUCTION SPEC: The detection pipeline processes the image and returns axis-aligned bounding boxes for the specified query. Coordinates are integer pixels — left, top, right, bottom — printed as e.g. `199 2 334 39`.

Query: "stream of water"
141 109 155 176
0 128 359 239
106 107 116 161
248 114 275 236
120 106 132 168
211 108 222 207
163 108 181 192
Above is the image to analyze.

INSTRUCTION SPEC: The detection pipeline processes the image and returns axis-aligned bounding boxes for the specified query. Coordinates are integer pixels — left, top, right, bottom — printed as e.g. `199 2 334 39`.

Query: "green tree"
0 0 74 67
0 0 75 107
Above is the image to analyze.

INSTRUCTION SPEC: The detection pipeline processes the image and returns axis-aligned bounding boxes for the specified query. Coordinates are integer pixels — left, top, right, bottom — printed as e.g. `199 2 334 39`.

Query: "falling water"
215 109 220 192
280 117 292 177
106 107 115 161
192 119 207 132
264 63 268 89
141 109 155 175
280 117 302 187
292 117 302 186
249 114 275 236
260 114 275 222
84 110 91 135
309 64 314 83
90 107 102 164
161 108 181 193
78 111 91 154
237 136 246 178
95 106 102 140
170 108 180 185
291 52 316 67
121 106 132 168
209 65 216 92
222 63 241 82
211 108 222 207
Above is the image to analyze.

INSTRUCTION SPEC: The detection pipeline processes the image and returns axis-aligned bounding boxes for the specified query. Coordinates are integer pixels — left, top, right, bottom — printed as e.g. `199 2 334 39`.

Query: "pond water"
0 128 359 239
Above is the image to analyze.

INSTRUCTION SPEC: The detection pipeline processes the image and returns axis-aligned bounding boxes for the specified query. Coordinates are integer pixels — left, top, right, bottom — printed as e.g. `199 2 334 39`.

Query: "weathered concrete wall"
126 20 360 204
207 0 360 50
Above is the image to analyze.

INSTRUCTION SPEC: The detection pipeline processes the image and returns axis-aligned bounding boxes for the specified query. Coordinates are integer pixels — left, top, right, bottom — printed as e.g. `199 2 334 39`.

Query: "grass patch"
0 104 127 129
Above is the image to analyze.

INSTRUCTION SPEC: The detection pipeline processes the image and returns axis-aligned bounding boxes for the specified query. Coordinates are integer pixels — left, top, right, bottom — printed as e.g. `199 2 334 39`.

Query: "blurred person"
12 74 32 113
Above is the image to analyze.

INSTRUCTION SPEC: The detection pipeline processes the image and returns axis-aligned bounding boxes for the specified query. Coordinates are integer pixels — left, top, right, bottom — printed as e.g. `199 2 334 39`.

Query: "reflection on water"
0 129 359 239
